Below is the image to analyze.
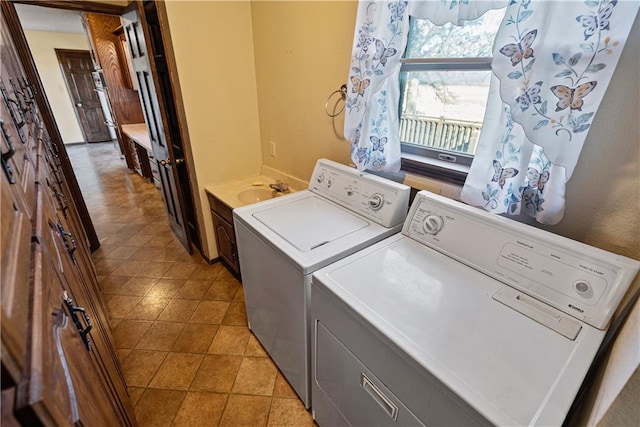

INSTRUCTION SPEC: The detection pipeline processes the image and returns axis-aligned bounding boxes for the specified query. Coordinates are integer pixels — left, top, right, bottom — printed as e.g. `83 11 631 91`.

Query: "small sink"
237 188 275 205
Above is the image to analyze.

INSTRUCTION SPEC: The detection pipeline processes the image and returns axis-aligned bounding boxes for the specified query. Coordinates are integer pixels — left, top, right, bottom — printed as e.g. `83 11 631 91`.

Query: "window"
399 9 505 179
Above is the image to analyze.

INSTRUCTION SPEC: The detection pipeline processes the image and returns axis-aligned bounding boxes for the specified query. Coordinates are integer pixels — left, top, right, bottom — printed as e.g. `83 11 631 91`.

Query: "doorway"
55 48 111 143
12 1 202 256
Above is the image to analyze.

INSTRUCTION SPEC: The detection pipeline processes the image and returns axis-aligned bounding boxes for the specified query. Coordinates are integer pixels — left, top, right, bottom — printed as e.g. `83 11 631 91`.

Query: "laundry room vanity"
205 171 306 276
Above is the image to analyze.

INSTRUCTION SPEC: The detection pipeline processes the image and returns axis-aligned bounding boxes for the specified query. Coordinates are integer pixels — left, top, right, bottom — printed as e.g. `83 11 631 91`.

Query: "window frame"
398 13 504 184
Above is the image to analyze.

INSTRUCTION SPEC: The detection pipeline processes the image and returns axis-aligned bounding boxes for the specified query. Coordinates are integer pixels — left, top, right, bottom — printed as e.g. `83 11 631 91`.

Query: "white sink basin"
237 188 276 204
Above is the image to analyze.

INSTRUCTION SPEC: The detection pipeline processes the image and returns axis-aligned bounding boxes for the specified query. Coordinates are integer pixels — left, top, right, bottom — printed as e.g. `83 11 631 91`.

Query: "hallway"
67 142 313 426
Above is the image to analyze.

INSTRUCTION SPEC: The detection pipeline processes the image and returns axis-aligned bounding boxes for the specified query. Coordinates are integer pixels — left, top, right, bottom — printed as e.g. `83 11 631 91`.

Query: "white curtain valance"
345 0 639 223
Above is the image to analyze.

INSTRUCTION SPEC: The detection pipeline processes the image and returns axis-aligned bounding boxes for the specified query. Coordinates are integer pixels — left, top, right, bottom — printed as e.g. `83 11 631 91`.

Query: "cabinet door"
212 211 240 276
14 240 123 426
34 185 135 425
0 168 32 384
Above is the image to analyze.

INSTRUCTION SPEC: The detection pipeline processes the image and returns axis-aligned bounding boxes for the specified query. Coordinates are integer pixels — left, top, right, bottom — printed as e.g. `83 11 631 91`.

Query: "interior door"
122 7 192 252
55 49 111 143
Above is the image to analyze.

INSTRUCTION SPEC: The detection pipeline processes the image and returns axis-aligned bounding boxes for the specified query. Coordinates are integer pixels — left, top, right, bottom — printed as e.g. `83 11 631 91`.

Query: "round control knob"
422 215 444 235
327 178 333 188
368 193 384 211
316 173 324 183
573 280 591 294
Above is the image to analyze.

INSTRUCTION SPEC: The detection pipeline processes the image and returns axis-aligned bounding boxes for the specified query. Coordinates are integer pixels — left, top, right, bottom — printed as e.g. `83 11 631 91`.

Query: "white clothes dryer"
233 159 410 407
311 191 639 426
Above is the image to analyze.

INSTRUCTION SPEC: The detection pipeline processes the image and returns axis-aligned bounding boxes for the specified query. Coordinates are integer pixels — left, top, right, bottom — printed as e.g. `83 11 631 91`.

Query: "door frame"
6 0 207 258
55 48 111 143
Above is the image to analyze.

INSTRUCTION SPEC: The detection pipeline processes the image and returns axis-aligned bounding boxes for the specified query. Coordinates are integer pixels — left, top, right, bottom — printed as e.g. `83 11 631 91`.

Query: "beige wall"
24 30 89 144
164 0 262 259
251 1 356 180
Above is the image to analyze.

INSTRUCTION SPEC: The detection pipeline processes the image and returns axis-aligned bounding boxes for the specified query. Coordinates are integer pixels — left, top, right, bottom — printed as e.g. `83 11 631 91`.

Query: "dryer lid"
252 196 369 252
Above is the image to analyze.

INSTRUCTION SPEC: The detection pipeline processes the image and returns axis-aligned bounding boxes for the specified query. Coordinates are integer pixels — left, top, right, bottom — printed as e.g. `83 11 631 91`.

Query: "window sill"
400 153 469 187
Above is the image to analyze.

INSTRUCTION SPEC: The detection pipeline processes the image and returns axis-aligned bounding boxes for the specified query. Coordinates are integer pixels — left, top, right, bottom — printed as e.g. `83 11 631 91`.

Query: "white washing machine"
311 191 639 426
233 159 410 408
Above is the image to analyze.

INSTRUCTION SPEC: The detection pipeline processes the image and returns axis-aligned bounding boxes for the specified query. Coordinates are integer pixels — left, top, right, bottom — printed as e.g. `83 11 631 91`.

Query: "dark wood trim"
1 1 100 251
154 0 207 258
12 0 127 16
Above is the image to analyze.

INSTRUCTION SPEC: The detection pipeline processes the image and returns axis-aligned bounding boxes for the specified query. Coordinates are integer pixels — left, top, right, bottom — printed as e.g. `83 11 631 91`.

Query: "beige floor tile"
267 397 314 426
190 300 230 324
148 352 204 390
117 348 132 363
123 233 154 247
245 333 269 357
232 357 278 396
172 324 219 354
203 280 240 302
175 279 213 300
171 392 227 427
272 371 298 398
222 302 248 326
99 275 132 294
104 246 140 260
134 389 186 427
136 321 186 351
216 267 237 282
119 276 158 296
162 263 198 280
208 325 250 355
111 260 154 277
158 299 200 322
145 235 177 248
233 286 245 302
110 317 123 329
148 278 186 299
190 354 242 393
128 387 145 407
105 295 143 319
122 350 167 387
188 263 223 281
127 295 172 321
219 394 270 427
135 261 174 279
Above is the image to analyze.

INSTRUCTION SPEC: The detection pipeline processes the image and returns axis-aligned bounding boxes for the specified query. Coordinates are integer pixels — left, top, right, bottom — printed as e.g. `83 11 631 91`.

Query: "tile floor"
67 142 314 427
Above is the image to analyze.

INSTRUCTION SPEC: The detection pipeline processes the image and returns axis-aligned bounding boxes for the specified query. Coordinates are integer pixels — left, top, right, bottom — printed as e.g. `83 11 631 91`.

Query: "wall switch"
269 141 277 157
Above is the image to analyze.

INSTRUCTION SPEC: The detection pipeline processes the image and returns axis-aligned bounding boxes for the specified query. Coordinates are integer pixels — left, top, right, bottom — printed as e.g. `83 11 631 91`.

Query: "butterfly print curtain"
345 0 638 224
460 0 639 224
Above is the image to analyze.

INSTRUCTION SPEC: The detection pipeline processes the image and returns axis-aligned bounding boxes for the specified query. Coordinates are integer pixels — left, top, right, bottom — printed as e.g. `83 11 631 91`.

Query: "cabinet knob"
76 102 82 107
160 158 184 166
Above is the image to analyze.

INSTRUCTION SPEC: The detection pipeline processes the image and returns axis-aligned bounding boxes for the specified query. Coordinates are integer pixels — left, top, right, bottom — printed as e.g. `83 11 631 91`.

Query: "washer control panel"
309 159 410 228
403 191 640 329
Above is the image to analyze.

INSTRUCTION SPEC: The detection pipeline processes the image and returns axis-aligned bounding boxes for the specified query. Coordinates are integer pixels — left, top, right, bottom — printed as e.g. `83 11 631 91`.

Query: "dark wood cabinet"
1 7 135 426
207 191 241 277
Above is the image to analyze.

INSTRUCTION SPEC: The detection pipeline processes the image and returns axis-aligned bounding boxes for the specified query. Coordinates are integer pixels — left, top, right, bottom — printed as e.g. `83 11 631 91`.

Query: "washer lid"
252 196 369 252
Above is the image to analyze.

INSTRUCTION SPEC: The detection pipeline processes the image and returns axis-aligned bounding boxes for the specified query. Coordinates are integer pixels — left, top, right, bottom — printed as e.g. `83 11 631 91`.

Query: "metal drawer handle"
57 222 77 264
63 291 92 351
361 373 399 421
1 119 16 183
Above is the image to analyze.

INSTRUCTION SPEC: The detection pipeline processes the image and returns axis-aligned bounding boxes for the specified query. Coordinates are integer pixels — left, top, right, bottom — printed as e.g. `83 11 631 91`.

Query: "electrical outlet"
269 141 277 157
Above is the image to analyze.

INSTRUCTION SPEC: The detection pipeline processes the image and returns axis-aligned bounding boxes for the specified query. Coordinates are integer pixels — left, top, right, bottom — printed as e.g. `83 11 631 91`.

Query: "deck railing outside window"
399 115 482 155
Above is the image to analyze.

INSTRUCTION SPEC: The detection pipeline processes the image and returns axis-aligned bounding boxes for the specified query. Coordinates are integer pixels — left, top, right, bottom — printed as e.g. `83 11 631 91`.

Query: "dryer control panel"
403 191 640 330
308 159 410 228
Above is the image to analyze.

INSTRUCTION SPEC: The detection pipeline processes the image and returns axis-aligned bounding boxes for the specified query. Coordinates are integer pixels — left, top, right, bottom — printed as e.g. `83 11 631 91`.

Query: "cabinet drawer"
206 191 233 224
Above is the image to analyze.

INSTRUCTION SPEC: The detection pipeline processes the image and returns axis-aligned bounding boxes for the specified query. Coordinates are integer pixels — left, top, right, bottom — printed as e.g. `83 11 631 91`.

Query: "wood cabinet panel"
1 4 135 425
0 171 33 384
207 192 240 277
14 241 122 426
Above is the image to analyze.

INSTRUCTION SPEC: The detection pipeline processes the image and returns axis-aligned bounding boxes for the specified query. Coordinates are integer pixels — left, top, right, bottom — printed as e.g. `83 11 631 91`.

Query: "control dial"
368 193 385 211
422 214 444 235
346 185 355 197
316 173 325 184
